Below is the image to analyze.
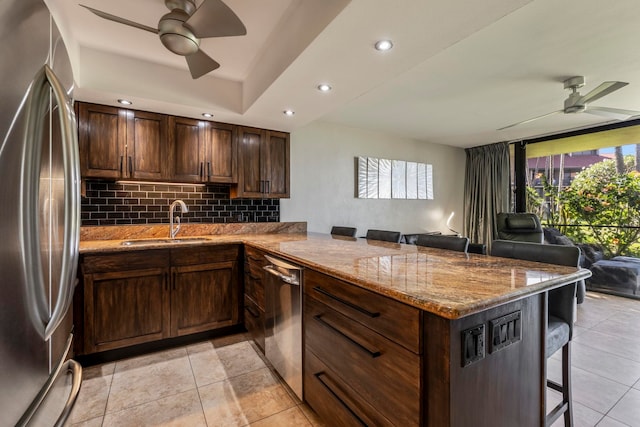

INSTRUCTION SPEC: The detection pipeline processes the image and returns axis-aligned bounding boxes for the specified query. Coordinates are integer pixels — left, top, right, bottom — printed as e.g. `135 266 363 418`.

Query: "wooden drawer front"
305 296 420 426
304 269 421 353
305 349 394 427
244 295 265 353
171 244 239 266
82 250 170 274
244 265 265 309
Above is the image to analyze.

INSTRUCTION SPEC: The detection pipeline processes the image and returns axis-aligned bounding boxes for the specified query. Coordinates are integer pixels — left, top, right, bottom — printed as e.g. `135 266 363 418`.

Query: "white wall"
280 121 466 235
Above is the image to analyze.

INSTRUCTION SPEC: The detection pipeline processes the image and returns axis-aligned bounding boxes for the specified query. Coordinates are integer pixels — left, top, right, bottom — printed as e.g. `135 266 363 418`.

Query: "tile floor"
65 334 323 427
67 291 640 427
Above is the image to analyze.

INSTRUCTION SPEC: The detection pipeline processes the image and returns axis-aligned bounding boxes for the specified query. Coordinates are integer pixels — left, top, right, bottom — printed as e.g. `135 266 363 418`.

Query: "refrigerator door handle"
16 334 82 427
52 359 82 427
20 64 80 340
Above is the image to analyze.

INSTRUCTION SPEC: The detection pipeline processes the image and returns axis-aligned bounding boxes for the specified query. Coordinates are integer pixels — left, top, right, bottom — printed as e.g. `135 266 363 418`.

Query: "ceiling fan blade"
79 5 158 34
497 110 562 131
185 49 220 79
579 81 628 104
186 0 247 38
585 106 640 121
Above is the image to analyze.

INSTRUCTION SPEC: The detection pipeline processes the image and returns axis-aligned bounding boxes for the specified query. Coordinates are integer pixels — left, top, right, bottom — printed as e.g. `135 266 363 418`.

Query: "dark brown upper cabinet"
232 126 290 198
78 102 168 180
167 117 236 184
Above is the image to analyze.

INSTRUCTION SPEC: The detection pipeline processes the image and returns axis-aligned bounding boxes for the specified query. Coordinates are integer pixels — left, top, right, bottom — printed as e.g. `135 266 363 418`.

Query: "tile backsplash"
81 181 279 226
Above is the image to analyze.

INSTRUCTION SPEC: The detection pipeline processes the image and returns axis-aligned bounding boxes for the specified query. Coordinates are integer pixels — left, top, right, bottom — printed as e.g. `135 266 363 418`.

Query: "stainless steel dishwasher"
263 254 303 400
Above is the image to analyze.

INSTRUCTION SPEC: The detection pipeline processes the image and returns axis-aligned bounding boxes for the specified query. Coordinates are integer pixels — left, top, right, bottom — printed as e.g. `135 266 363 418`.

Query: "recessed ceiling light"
283 109 295 116
374 40 393 51
202 113 213 118
117 99 132 105
317 83 332 92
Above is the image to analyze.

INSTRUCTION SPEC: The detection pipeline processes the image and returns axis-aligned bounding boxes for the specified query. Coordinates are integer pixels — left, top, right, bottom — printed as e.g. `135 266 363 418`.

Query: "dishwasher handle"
264 265 300 286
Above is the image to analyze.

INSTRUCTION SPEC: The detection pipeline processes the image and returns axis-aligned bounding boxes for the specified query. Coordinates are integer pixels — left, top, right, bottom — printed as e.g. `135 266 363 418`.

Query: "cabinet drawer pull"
314 372 368 427
265 180 270 194
207 161 211 179
128 156 133 175
312 286 380 318
313 315 381 358
199 162 204 179
119 156 124 174
246 306 260 318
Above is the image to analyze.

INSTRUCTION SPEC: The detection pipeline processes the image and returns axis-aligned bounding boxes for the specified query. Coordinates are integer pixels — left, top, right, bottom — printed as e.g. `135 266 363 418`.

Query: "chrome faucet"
169 200 188 239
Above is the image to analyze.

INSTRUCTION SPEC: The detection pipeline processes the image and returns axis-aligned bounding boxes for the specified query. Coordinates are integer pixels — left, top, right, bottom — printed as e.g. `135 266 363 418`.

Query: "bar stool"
491 240 580 427
365 229 402 243
330 226 357 237
415 234 469 252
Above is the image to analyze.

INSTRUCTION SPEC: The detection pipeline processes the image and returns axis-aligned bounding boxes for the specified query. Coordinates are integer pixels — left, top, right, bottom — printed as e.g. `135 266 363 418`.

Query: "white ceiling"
46 0 640 148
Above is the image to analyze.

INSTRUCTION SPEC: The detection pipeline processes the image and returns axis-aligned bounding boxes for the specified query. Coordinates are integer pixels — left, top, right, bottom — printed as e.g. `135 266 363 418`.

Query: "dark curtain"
463 142 510 248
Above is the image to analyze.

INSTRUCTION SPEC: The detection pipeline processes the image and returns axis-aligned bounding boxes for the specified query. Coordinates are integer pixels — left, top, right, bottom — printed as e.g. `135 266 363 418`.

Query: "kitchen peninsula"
78 226 591 426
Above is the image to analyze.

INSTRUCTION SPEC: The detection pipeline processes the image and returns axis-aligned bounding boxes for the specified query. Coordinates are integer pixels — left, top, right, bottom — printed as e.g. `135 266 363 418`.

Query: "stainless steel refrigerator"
0 0 82 425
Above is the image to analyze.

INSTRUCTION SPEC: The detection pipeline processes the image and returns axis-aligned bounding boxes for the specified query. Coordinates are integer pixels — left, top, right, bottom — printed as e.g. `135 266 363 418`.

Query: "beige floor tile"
574 330 640 363
250 406 311 426
608 388 640 427
576 302 620 329
107 348 196 413
68 416 103 427
215 341 268 379
548 358 629 414
187 341 229 388
199 367 295 426
597 416 634 426
68 370 113 424
547 392 603 427
570 342 640 386
102 389 206 427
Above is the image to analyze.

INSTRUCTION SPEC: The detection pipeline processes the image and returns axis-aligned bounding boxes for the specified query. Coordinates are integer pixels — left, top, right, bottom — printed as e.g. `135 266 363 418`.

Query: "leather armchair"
495 212 543 243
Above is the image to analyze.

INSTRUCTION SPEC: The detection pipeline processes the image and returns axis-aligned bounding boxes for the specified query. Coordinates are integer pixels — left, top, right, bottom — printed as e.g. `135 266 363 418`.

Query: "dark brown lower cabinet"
171 260 238 336
304 267 548 427
303 269 421 426
77 245 240 355
243 246 267 353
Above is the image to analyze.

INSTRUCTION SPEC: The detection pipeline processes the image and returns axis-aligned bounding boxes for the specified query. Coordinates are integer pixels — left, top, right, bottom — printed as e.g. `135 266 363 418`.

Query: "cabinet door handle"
313 314 381 358
312 286 380 318
259 180 264 193
128 156 133 175
265 180 270 194
119 156 124 174
314 372 368 427
207 161 211 179
199 162 204 179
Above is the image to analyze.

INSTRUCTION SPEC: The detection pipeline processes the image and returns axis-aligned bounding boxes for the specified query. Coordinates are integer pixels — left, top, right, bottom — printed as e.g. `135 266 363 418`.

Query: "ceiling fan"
498 76 640 130
79 0 246 79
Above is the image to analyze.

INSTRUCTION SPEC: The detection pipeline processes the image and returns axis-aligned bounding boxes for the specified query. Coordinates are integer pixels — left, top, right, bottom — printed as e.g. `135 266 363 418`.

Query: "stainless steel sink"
120 237 210 246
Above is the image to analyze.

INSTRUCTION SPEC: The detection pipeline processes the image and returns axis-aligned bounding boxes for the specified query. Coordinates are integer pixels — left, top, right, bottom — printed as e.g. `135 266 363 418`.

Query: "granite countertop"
80 228 591 319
